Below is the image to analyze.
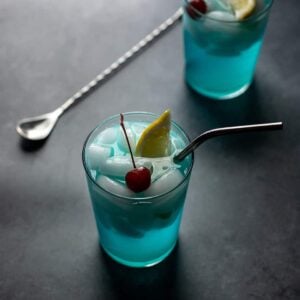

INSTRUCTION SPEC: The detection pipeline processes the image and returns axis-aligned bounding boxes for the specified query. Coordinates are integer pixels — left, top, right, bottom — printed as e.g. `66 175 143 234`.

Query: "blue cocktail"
82 112 194 267
183 0 273 99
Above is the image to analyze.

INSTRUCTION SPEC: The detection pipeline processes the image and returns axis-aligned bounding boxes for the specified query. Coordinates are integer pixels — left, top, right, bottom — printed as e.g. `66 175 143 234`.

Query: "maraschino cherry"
120 114 151 193
186 0 207 20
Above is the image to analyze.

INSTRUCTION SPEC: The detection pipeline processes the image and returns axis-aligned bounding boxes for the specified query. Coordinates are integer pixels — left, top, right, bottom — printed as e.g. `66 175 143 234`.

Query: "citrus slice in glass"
135 110 171 158
229 0 256 20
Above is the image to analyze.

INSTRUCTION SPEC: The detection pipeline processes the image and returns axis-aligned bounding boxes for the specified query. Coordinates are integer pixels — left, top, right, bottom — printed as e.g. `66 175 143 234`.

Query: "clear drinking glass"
82 112 194 267
183 0 273 99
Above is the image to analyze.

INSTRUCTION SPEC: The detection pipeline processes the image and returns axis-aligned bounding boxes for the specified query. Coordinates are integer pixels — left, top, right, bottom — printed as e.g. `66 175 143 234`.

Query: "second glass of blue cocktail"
183 0 273 99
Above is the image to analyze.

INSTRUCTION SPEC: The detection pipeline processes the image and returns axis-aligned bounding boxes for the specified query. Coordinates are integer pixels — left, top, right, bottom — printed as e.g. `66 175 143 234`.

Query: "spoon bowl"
16 109 62 141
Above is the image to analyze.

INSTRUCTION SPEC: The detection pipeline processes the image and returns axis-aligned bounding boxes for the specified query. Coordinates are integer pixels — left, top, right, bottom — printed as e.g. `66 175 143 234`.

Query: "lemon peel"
135 110 171 158
229 0 256 20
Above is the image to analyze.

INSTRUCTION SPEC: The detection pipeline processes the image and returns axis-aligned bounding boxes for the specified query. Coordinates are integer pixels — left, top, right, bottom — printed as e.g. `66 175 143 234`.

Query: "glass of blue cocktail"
82 111 194 267
183 0 273 99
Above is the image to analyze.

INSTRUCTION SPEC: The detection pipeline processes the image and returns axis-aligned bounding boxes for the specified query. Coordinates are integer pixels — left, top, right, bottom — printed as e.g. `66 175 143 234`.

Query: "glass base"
101 241 177 268
186 79 250 100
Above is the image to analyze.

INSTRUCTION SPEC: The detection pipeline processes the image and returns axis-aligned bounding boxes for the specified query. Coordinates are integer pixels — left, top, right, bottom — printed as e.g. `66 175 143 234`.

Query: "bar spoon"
16 8 183 141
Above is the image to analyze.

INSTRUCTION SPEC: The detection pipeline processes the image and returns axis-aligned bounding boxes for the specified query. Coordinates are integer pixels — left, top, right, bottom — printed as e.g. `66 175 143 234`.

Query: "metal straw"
173 122 283 163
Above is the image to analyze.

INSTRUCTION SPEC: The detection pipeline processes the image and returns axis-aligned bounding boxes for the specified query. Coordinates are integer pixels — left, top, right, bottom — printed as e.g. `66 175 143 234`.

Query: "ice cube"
94 210 112 230
97 175 135 197
148 157 176 182
111 216 145 238
136 158 153 171
144 169 186 223
206 11 236 21
200 10 245 54
131 123 146 136
170 138 184 155
90 170 97 180
185 0 261 55
86 144 113 170
152 207 181 229
169 141 176 155
144 169 184 197
206 0 233 13
99 155 153 178
205 10 262 53
99 156 132 178
97 127 117 145
117 126 136 153
185 9 236 54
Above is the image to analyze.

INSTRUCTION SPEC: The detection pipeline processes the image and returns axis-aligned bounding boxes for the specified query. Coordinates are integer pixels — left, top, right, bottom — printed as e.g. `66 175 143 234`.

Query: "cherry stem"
120 113 136 169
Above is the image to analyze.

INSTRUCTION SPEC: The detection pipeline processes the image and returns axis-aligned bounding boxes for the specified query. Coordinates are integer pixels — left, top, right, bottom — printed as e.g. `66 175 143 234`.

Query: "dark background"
0 0 299 299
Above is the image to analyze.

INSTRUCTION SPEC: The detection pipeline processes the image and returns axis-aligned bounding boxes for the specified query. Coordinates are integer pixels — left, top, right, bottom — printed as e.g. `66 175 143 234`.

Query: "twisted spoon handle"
58 8 183 114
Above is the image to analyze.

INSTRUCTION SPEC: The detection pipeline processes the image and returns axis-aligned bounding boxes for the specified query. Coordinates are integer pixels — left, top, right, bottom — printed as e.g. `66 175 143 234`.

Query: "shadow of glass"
178 79 282 155
184 79 264 127
98 242 181 300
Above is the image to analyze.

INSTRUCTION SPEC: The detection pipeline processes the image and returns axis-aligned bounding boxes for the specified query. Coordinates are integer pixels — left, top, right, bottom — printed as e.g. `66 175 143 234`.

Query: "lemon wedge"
229 0 256 20
135 110 171 158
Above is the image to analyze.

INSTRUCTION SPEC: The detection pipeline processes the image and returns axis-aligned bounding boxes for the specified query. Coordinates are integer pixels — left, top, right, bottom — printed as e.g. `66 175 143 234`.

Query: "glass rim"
82 111 194 203
183 0 274 24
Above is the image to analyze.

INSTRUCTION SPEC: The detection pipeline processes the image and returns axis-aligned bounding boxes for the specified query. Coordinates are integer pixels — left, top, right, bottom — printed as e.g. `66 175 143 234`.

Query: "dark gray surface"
1 0 299 299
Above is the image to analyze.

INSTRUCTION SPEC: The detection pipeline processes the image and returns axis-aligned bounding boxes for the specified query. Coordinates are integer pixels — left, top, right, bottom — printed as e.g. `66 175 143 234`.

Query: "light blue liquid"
184 29 263 99
93 202 184 267
84 118 193 267
183 1 271 99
